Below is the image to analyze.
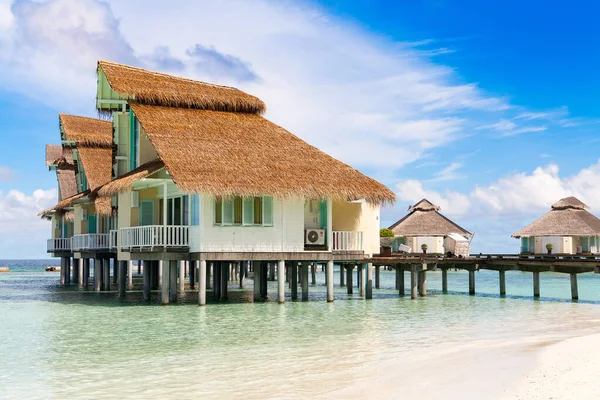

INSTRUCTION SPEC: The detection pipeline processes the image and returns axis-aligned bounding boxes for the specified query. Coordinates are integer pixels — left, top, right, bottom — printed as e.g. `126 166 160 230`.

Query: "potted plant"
546 243 553 255
380 228 394 256
421 243 428 254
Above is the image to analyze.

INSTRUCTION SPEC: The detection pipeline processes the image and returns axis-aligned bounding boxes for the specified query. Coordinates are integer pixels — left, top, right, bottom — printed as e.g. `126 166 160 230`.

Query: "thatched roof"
98 60 266 115
60 114 113 147
94 196 113 216
56 168 78 200
513 196 600 237
77 146 113 190
389 199 472 237
38 190 90 217
46 144 73 166
96 159 165 198
124 104 395 204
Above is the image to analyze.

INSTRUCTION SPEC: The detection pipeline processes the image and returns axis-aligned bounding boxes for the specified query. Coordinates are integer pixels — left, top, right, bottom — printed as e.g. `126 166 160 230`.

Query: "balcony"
332 231 364 251
47 238 72 252
71 234 110 251
109 230 118 250
120 226 189 250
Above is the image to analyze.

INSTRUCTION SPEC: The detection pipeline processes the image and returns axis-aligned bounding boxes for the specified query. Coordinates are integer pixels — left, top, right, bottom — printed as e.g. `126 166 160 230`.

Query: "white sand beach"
502 333 600 400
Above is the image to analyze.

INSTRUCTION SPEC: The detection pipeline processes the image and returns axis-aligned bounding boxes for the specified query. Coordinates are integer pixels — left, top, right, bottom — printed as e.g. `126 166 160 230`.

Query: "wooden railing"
120 226 189 249
71 234 110 251
109 230 118 249
47 238 72 252
332 231 364 251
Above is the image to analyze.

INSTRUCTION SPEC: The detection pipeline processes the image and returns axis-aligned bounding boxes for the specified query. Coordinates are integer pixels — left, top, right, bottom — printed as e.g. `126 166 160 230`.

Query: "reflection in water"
1 268 600 399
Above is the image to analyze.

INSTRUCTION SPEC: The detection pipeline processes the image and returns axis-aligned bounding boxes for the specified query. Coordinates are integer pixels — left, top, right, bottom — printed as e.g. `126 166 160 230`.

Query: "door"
87 214 97 234
140 200 155 226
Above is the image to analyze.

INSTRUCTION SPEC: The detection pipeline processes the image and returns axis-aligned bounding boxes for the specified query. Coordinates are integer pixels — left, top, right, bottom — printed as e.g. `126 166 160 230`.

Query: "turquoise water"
2 261 600 399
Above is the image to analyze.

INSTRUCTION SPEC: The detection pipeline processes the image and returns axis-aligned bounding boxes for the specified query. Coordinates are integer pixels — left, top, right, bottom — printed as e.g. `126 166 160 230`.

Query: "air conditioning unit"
81 209 87 221
131 191 139 208
305 229 325 245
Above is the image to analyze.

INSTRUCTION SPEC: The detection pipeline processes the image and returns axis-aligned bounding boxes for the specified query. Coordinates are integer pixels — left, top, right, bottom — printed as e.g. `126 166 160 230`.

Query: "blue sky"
0 0 599 258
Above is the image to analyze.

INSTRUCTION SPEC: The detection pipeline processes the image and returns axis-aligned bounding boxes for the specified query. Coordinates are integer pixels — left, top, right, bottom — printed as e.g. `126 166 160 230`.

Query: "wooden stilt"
499 270 506 296
442 268 448 293
260 262 268 299
77 258 83 288
254 261 261 302
178 260 185 293
190 260 196 290
239 262 245 289
113 258 117 284
326 260 334 302
221 262 228 301
161 260 170 305
119 260 127 300
301 262 309 301
419 264 427 297
291 263 298 301
366 263 373 299
398 267 405 296
533 271 540 298
359 264 366 297
214 262 220 300
468 270 475 295
142 260 151 301
127 261 133 290
278 260 285 303
83 258 90 289
93 259 101 291
311 263 316 285
206 262 212 289
570 273 578 300
375 266 380 289
346 265 353 295
410 265 417 299
103 259 110 291
198 261 206 306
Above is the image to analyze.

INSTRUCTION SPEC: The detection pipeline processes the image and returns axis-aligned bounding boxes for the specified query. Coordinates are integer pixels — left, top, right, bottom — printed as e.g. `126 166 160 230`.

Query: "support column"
326 260 334 302
410 265 417 299
359 264 366 297
311 263 316 285
198 261 206 306
169 260 178 303
179 260 185 293
220 262 228 301
190 260 196 290
127 261 133 290
103 259 110 291
499 270 506 296
260 262 268 299
398 266 405 296
119 260 127 299
65 257 71 284
94 258 101 291
340 264 345 287
301 262 309 301
395 268 399 290
346 265 353 295
83 258 90 289
277 260 285 303
269 263 275 281
239 262 245 289
213 262 220 300
291 263 298 301
206 262 212 289
77 258 84 288
143 260 151 301
157 260 163 290
161 259 170 305
113 258 117 284
570 273 578 300
254 261 261 302
60 257 66 285
366 263 373 300
419 265 427 297
468 270 475 295
375 266 380 289
533 271 540 298
442 268 448 293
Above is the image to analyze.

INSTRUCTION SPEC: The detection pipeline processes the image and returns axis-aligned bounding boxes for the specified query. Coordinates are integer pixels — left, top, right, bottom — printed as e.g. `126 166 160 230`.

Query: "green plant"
546 243 553 249
380 228 394 238
421 244 428 249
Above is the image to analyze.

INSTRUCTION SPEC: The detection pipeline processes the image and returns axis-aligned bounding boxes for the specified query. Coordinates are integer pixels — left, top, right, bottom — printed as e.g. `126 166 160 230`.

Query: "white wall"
406 236 444 253
357 202 380 256
190 195 305 252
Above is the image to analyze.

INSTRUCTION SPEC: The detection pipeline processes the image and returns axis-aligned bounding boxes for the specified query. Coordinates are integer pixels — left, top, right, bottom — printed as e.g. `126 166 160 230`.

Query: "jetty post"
442 266 448 293
340 264 345 287
161 260 170 305
398 265 405 296
326 260 334 302
570 273 578 300
499 270 506 296
83 258 90 289
533 271 540 298
118 260 127 299
346 265 353 294
178 260 185 293
366 263 373 299
278 260 285 303
468 268 475 295
301 262 309 301
375 265 380 289
143 260 151 301
198 261 206 306
410 265 418 299
359 263 366 297
418 262 427 297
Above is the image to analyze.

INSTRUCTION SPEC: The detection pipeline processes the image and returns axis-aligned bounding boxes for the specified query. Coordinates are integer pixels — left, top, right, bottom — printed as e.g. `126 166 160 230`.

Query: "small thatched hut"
512 196 600 255
389 199 473 256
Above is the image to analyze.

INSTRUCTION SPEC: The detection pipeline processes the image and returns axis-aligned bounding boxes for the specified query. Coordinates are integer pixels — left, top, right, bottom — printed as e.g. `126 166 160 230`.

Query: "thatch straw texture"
390 199 472 237
94 196 113 216
60 114 113 147
56 168 78 200
38 191 90 217
46 144 74 166
129 104 395 204
77 146 113 190
98 61 266 115
513 196 600 237
96 159 164 198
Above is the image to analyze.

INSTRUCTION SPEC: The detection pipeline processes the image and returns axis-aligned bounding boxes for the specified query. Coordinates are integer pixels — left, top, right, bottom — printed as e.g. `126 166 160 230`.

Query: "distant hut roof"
45 144 77 200
107 104 395 204
389 198 472 237
56 169 78 200
46 144 73 166
98 60 266 115
59 114 113 147
96 159 165 198
512 196 600 237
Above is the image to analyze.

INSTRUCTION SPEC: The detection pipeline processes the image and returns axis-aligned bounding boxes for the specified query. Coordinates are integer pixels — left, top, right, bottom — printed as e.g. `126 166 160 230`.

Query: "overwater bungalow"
512 196 600 255
388 199 473 256
40 60 395 304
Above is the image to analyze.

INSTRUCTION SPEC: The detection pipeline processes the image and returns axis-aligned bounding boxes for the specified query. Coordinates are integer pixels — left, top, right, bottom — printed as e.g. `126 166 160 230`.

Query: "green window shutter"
254 197 263 224
233 197 243 225
319 200 327 229
214 198 222 225
521 237 528 252
223 199 233 225
263 196 273 226
243 198 254 225
140 200 154 226
88 214 97 234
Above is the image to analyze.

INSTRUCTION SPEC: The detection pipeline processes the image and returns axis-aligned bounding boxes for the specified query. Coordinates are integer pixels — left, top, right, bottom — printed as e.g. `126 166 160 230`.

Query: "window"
191 195 200 226
214 196 273 226
159 196 189 226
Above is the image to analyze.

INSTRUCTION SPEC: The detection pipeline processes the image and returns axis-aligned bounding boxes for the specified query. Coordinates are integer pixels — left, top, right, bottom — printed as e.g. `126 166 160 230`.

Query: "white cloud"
0 166 14 181
428 162 463 182
480 119 547 136
0 188 56 258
